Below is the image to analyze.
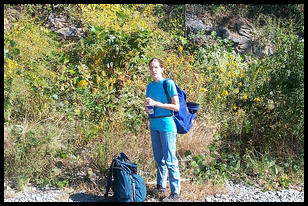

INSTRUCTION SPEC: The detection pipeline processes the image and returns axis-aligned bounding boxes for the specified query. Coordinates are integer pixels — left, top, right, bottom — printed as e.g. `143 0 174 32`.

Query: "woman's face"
149 60 164 82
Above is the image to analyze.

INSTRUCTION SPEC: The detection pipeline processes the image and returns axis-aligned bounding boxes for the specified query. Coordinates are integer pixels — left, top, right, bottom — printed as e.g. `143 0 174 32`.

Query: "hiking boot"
162 193 181 202
153 185 166 194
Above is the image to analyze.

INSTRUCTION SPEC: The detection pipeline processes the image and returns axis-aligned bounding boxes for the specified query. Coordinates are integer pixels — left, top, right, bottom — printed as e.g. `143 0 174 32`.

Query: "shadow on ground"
69 192 115 202
69 185 160 202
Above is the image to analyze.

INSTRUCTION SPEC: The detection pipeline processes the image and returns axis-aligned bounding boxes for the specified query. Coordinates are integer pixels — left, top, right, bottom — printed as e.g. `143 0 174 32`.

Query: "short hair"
149 58 164 68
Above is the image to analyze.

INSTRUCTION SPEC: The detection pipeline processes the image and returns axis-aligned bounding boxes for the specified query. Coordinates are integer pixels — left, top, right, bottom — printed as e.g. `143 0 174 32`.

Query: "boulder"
4 8 21 33
48 13 69 30
186 13 213 34
47 13 83 39
216 26 230 39
254 45 274 58
55 26 83 39
228 32 241 44
238 24 254 40
4 18 10 32
236 36 253 54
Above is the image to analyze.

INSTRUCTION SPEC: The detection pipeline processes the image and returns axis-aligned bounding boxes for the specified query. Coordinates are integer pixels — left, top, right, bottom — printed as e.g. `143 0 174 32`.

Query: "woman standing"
145 58 181 202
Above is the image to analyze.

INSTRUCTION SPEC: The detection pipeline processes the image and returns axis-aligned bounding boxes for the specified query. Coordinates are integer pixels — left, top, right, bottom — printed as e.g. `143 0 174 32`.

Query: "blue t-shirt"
146 78 178 132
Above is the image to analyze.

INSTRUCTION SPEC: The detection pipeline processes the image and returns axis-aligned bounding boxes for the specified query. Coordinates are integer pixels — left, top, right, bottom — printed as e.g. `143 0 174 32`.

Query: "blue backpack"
162 79 200 134
104 153 147 202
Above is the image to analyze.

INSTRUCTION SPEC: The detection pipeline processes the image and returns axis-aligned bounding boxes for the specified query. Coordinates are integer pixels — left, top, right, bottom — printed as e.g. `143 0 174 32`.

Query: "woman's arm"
145 96 180 112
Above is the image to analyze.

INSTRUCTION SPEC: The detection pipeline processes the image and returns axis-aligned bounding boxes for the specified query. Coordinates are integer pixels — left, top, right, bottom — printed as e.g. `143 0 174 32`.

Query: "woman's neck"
154 76 164 82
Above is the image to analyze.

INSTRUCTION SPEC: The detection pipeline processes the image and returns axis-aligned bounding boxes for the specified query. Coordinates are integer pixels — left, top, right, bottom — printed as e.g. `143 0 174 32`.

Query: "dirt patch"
145 180 227 202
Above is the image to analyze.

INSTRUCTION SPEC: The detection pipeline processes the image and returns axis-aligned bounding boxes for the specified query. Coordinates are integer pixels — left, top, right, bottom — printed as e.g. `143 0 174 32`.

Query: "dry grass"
4 190 17 199
177 114 220 158
145 180 227 202
4 124 9 153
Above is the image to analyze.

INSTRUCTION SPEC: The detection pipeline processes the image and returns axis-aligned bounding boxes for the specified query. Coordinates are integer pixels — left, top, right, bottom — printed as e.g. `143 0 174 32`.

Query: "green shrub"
4 13 61 123
184 13 304 189
237 15 304 158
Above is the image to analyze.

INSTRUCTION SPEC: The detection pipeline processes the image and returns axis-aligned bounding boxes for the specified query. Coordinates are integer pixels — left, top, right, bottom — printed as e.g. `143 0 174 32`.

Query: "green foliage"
188 145 303 190
185 11 304 190
77 4 161 33
4 119 74 189
4 12 61 123
158 5 185 36
190 15 303 156
249 5 304 33
65 25 152 131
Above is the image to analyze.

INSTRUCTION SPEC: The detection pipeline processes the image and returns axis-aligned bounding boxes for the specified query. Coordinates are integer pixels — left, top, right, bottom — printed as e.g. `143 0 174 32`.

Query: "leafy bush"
241 15 304 157
64 26 152 131
4 13 61 122
77 4 161 33
186 13 304 189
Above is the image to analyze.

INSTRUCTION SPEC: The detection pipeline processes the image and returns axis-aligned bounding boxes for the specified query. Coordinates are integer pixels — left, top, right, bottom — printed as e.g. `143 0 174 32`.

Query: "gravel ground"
4 180 304 202
205 180 304 202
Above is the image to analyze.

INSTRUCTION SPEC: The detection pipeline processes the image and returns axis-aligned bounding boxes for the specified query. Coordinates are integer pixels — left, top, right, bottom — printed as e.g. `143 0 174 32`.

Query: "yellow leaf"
200 88 208 92
243 94 248 101
254 97 261 102
222 90 229 96
178 45 183 53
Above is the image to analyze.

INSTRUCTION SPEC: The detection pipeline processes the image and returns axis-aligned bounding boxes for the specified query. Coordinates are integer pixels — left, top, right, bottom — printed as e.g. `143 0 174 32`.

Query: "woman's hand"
145 106 150 114
145 97 156 114
145 97 157 107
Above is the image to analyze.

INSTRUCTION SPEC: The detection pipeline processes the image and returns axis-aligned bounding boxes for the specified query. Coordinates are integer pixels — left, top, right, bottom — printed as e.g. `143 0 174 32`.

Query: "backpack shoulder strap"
104 159 116 197
163 79 171 104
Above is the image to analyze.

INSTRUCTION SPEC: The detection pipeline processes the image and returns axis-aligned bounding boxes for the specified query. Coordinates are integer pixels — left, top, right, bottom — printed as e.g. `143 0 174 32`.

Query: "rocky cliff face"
47 13 84 39
5 5 302 58
185 13 274 58
4 6 84 40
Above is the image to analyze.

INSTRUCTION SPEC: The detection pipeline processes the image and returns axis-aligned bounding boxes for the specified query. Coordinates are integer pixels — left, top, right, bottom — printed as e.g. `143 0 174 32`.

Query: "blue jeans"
150 130 181 194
